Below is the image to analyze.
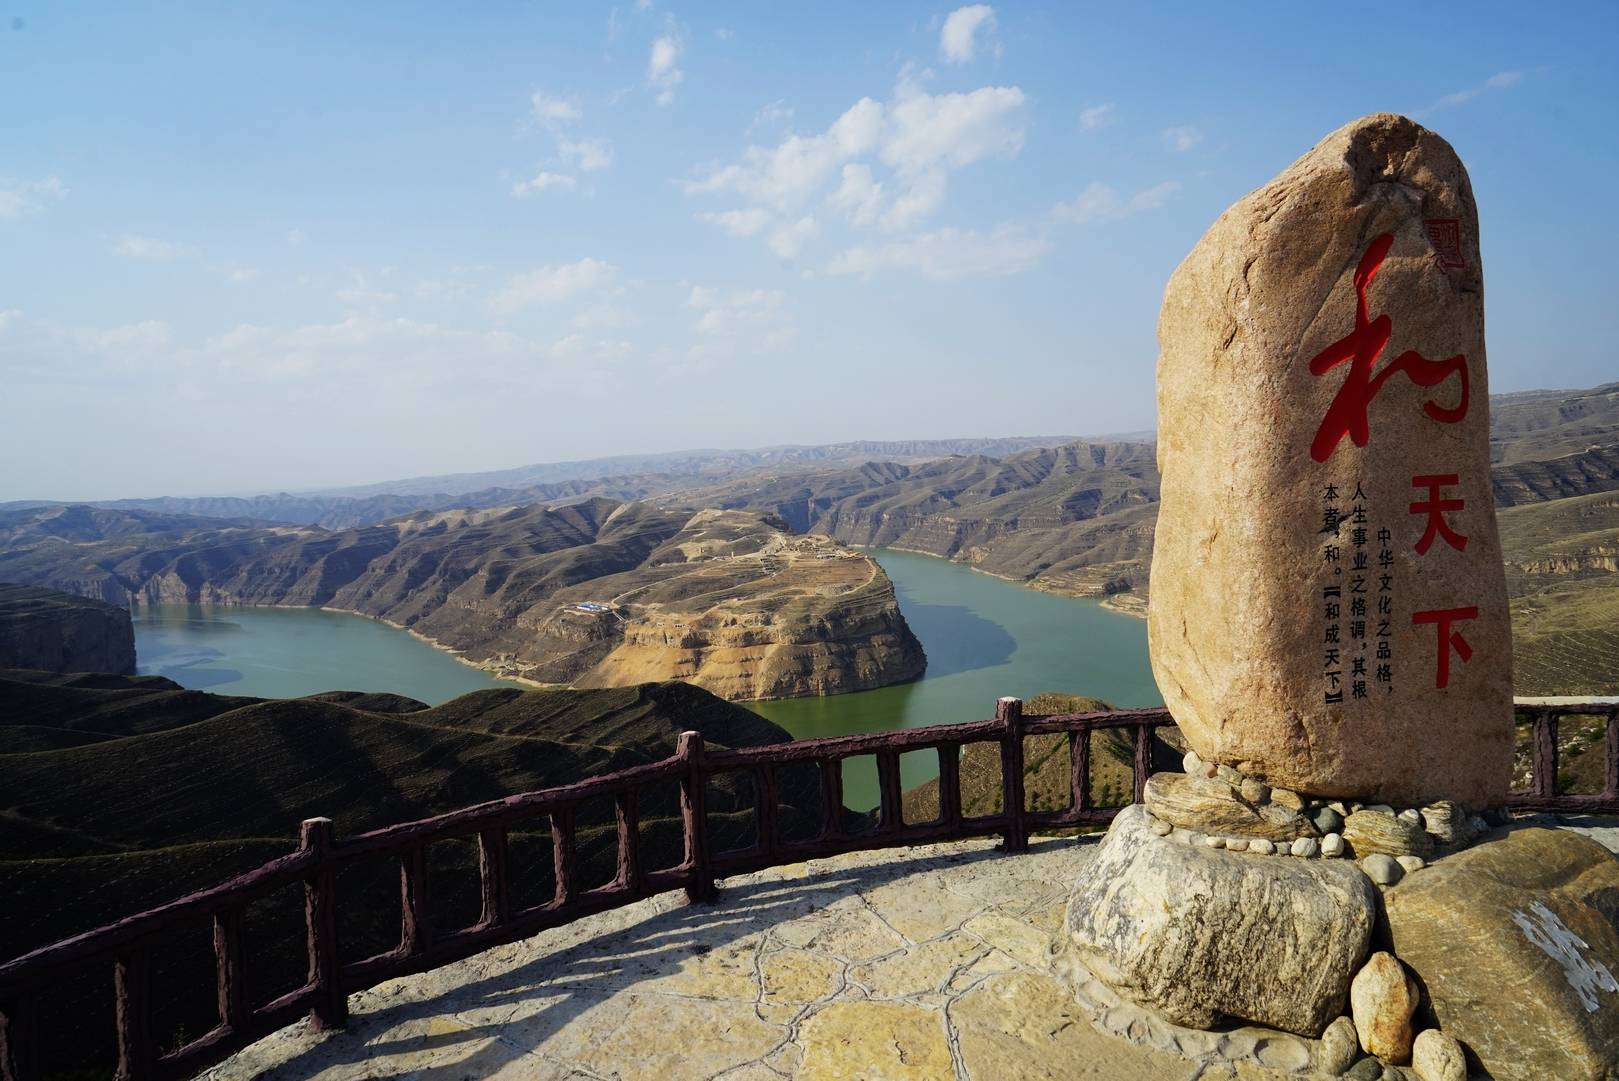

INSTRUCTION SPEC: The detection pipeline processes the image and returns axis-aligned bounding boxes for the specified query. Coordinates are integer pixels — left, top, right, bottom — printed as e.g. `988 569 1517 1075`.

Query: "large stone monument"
1062 114 1619 1081
1148 112 1512 808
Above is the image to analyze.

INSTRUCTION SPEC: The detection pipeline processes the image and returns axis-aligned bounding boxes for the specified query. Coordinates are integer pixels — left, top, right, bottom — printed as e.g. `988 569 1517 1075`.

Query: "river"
133 549 1160 807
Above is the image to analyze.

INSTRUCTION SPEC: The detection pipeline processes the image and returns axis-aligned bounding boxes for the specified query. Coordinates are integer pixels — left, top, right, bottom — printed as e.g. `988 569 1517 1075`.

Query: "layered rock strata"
0 583 136 674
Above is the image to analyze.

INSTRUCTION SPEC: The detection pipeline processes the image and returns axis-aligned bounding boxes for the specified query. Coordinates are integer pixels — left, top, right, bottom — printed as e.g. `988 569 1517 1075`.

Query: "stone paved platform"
207 836 1282 1081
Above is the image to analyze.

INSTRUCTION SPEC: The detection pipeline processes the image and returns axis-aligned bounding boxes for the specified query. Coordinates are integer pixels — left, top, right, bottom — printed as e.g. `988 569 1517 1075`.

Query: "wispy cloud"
648 28 685 105
1050 180 1180 225
0 175 65 221
1421 70 1524 115
825 223 1046 281
490 258 618 313
1078 103 1116 131
513 171 578 197
1161 125 1201 152
940 5 996 65
112 233 189 261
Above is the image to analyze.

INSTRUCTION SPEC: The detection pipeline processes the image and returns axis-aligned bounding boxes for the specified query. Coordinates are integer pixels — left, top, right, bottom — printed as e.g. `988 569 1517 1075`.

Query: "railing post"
477 827 510 929
399 844 431 956
0 997 34 1081
997 697 1027 852
938 744 962 828
1606 710 1619 801
213 907 247 1034
551 808 579 908
1533 710 1559 799
819 757 845 842
754 766 779 857
614 792 642 894
1132 722 1154 804
300 817 347 1032
1071 726 1092 814
679 731 717 903
113 945 152 1081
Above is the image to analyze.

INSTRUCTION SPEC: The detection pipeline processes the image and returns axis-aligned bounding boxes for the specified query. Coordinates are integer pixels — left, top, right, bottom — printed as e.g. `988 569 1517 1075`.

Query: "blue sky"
2 2 1615 500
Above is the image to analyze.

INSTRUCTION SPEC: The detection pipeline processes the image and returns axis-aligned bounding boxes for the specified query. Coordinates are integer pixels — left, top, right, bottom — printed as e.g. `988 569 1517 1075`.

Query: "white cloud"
715 27 734 41
1079 103 1116 131
1050 180 1180 225
490 258 617 313
748 100 794 136
286 228 308 246
572 303 636 331
827 163 883 226
336 272 399 308
558 137 613 172
112 234 189 261
549 333 634 365
767 216 818 259
225 267 260 284
1161 125 1202 152
687 71 1025 251
1423 69 1525 114
825 224 1046 281
0 175 65 221
512 171 578 197
648 32 684 105
531 91 582 129
699 207 772 236
685 286 794 356
940 5 996 64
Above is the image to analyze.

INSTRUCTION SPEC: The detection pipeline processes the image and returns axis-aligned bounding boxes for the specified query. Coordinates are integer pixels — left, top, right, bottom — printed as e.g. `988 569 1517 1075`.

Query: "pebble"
1215 763 1245 786
1411 1028 1467 1081
1364 803 1395 815
1150 818 1172 837
1321 832 1346 858
1467 814 1491 838
1203 763 1220 780
1317 1016 1359 1076
1345 1058 1385 1081
1361 853 1403 886
1397 808 1424 828
1204 835 1226 849
1240 778 1270 804
1182 750 1203 775
1225 837 1248 852
1314 806 1344 834
1327 800 1349 816
1396 854 1426 874
1291 836 1318 858
1249 838 1276 855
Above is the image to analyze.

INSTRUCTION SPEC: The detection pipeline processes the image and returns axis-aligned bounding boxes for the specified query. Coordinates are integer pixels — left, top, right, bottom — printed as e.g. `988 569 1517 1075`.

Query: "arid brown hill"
0 499 925 700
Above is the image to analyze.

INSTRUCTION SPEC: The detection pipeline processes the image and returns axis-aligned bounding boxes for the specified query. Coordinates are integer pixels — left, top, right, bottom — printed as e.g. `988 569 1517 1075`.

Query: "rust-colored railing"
0 699 1168 1081
1507 702 1619 814
1 697 1612 1081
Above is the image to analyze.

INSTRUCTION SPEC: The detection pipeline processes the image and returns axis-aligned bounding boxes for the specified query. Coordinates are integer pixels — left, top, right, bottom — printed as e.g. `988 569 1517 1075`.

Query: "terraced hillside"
0 499 925 700
0 671 822 1075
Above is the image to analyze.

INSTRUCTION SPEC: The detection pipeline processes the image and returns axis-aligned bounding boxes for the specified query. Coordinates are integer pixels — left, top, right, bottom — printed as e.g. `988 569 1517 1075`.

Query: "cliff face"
0 501 924 701
0 583 136 674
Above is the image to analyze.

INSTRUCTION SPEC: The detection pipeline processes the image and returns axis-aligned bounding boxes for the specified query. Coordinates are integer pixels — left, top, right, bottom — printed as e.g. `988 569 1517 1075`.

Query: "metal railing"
0 697 1612 1081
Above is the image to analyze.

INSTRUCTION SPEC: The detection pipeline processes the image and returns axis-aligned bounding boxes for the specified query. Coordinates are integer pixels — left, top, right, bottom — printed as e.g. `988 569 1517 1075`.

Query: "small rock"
1315 807 1345 834
1351 952 1419 1063
1396 854 1426 874
1343 810 1435 859
1321 832 1346 858
1397 808 1424 828
1328 800 1349 815
1241 777 1271 804
1292 836 1319 858
1361 853 1403 886
1226 837 1249 852
1364 803 1395 815
1418 800 1462 843
1216 763 1245 786
1250 838 1276 855
1271 788 1305 812
1204 835 1226 849
1188 832 1206 847
1345 1058 1384 1081
1182 750 1203 775
1466 814 1490 838
1318 1015 1359 1075
1150 818 1172 837
1410 1029 1466 1081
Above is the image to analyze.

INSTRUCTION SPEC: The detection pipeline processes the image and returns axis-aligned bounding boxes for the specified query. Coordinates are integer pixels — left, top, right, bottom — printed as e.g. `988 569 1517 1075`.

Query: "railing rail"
0 698 1612 1081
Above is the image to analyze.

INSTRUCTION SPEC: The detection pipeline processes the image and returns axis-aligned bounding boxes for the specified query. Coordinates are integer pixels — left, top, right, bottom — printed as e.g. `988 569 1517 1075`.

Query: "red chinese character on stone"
1423 219 1466 270
1410 474 1468 554
1307 233 1471 463
1413 606 1478 689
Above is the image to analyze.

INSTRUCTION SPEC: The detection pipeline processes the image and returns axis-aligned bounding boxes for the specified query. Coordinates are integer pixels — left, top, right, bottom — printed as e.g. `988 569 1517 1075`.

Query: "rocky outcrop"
0 583 135 674
1383 824 1619 1080
1063 805 1377 1036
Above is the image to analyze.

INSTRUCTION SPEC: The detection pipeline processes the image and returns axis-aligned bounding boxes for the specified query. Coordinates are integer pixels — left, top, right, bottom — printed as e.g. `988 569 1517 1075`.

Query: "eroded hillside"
0 499 925 700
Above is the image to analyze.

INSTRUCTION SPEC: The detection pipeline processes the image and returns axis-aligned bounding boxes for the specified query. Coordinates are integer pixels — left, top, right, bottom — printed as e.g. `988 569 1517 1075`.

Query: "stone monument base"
1060 773 1619 1079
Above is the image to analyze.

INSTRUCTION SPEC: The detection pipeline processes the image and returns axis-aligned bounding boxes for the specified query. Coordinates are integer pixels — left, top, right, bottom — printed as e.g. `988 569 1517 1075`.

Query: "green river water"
133 548 1160 808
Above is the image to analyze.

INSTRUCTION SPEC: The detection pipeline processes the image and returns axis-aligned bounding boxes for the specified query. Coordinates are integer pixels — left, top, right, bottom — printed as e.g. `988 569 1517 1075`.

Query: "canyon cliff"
0 583 137 675
0 499 924 701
